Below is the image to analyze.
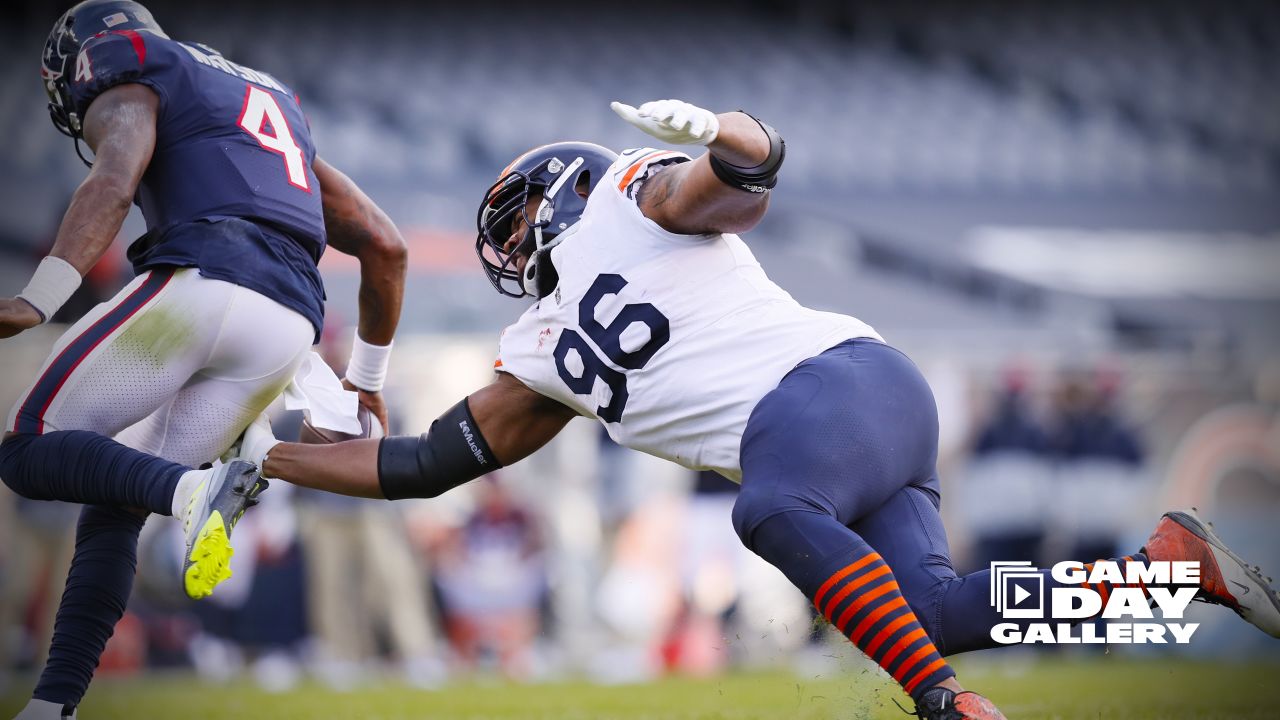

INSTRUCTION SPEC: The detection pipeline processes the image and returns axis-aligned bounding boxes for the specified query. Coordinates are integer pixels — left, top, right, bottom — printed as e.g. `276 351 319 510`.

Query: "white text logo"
989 560 1200 644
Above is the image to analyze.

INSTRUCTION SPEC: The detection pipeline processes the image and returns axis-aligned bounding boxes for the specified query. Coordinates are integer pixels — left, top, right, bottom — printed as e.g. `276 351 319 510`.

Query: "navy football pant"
733 339 1144 699
0 431 186 707
1 268 313 708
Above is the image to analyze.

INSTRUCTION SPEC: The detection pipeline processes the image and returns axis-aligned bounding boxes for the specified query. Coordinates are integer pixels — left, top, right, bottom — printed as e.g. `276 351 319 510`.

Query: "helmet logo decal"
103 12 129 27
74 50 93 82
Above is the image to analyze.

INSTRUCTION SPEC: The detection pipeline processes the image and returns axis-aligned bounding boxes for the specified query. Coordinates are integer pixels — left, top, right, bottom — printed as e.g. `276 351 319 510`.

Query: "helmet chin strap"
522 156 584 297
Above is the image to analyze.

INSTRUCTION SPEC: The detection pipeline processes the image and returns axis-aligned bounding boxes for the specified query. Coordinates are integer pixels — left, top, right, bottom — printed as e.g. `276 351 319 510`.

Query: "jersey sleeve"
608 147 692 201
494 311 590 418
68 30 166 118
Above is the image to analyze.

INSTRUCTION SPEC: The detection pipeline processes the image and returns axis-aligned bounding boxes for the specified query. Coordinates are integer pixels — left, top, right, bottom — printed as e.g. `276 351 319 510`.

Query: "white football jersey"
496 148 881 481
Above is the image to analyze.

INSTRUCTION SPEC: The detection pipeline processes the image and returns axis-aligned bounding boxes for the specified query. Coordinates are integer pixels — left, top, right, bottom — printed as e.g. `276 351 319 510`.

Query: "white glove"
610 99 720 146
223 412 281 473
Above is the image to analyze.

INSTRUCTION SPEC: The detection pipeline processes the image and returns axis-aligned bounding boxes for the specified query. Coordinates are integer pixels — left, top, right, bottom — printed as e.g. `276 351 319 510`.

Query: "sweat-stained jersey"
68 29 326 337
495 148 882 481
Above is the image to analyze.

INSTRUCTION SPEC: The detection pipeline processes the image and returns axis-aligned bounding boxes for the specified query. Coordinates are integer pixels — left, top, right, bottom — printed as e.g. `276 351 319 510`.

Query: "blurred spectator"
1048 369 1147 562
292 327 445 689
662 471 737 677
292 407 444 689
0 498 77 683
187 479 308 692
958 365 1054 571
1049 370 1144 467
434 477 545 681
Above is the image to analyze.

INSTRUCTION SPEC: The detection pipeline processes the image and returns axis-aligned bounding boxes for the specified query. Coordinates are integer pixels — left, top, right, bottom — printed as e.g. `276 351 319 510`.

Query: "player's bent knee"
377 398 503 500
0 432 42 500
731 484 782 551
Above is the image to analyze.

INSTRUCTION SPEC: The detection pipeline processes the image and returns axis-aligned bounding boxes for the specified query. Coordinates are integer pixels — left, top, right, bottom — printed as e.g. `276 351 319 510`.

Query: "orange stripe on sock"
880 627 927 671
1080 562 1094 589
862 609 917 658
903 657 950 695
892 641 939 683
822 564 892 619
834 579 899 632
848 595 908 645
1118 556 1152 598
813 554 881 610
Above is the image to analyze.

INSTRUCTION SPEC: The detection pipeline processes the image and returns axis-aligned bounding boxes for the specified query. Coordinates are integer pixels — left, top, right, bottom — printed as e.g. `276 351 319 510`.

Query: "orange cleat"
1143 509 1280 638
913 687 1007 720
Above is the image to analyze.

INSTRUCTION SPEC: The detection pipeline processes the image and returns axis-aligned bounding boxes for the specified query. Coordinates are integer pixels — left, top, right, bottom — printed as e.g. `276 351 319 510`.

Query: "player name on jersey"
178 42 284 93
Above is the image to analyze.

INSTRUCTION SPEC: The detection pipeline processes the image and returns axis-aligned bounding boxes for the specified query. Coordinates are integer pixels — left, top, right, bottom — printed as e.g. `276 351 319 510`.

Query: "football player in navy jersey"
0 2 406 717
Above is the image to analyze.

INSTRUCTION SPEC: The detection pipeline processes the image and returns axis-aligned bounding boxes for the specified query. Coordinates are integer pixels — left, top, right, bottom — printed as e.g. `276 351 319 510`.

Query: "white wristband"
344 331 392 392
17 256 81 322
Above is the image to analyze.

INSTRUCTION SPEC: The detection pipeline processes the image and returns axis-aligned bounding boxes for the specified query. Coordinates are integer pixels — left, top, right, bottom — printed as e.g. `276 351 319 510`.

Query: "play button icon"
1013 584 1032 606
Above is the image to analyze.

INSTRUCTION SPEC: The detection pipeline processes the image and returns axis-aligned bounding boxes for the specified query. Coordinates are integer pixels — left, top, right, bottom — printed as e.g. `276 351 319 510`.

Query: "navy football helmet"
476 142 618 298
41 0 165 163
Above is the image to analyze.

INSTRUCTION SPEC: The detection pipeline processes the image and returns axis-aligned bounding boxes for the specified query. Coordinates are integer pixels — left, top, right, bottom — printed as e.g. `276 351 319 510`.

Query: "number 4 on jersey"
237 86 309 191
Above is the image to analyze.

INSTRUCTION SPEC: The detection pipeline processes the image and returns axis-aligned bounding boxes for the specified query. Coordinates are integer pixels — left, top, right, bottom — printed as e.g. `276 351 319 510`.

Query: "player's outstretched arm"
611 99 781 236
0 83 157 338
260 372 576 499
313 156 408 430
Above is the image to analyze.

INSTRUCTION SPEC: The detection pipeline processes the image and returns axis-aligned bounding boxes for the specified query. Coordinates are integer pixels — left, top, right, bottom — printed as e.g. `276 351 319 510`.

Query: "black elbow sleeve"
708 112 786 193
376 397 502 500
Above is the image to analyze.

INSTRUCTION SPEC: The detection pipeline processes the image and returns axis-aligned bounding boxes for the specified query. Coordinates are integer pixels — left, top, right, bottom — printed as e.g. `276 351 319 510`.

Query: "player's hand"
611 99 720 146
0 298 42 339
342 378 390 435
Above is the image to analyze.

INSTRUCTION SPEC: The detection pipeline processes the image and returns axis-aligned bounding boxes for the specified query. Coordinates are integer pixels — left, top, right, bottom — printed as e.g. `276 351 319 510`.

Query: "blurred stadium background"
1 0 1278 717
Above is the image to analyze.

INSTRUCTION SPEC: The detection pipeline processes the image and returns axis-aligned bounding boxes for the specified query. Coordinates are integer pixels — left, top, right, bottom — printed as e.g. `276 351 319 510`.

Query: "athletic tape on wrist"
344 331 393 392
17 256 81 323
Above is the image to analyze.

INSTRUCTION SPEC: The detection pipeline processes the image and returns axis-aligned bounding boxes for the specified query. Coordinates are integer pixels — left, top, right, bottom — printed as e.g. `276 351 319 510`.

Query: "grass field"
3 656 1278 719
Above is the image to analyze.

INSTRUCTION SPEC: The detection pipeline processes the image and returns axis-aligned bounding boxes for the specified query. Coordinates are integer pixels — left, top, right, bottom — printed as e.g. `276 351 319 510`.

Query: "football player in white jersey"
236 99 1280 719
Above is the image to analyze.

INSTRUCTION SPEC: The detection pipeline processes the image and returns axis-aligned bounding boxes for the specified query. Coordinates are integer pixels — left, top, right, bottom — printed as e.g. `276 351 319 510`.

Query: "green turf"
3 656 1277 719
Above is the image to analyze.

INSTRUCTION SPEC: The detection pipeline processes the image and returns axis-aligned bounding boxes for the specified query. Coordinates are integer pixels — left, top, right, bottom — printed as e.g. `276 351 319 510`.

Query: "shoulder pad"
608 147 691 198
68 30 160 117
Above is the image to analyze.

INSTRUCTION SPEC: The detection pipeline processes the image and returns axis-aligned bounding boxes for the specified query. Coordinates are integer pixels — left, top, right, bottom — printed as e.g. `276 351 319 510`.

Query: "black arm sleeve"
376 397 503 500
707 112 786 193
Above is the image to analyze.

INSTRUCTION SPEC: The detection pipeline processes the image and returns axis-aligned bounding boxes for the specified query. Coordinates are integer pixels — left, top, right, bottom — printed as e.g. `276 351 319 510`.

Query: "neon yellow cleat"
179 460 267 600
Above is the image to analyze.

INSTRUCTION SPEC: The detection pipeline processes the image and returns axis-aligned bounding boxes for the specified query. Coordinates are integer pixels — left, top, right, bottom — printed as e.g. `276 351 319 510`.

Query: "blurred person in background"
960 364 1053 572
0 500 77 687
214 98 1278 719
185 478 308 693
290 333 445 690
434 477 544 681
1049 368 1147 563
0 1 406 716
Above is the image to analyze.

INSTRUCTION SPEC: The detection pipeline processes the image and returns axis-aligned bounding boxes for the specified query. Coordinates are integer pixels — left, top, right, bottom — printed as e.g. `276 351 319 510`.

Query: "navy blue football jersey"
68 29 326 337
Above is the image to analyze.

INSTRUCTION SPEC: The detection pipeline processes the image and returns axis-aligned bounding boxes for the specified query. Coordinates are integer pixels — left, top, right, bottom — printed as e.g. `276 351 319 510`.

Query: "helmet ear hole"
575 171 592 198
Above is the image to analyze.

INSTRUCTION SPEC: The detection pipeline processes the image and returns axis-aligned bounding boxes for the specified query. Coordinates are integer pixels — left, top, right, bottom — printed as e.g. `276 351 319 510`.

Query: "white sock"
171 468 208 519
13 699 69 720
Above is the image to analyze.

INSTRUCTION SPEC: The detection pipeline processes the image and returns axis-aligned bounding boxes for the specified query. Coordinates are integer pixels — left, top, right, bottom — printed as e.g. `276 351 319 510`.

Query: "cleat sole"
184 511 234 600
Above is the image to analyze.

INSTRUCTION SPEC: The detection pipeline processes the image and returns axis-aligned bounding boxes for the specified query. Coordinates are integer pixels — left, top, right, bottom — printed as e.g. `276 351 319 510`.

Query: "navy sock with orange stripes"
0 430 185 515
743 509 955 701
